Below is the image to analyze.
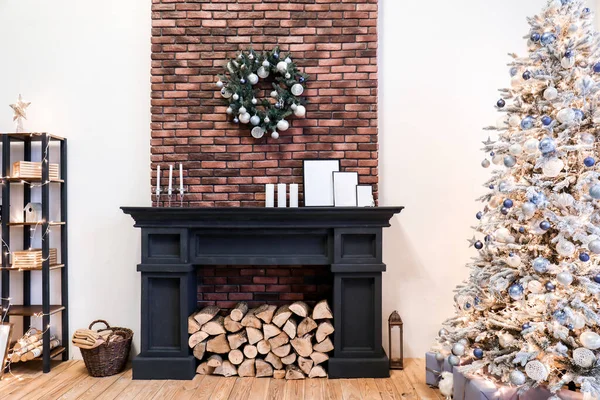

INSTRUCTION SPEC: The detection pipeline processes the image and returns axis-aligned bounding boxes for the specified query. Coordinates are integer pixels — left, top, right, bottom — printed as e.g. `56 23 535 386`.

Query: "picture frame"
356 185 375 207
0 323 13 378
333 171 359 207
302 159 340 207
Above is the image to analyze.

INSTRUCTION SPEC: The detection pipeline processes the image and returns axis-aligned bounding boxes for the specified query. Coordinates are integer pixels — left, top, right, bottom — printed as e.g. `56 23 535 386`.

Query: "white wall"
380 0 598 358
0 1 151 355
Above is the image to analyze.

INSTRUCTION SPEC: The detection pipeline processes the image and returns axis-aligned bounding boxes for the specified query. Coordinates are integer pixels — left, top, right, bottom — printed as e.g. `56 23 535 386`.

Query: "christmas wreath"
216 47 308 139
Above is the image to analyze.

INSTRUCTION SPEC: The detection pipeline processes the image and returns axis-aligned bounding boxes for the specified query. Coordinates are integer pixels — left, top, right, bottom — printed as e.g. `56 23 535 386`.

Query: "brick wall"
150 0 379 207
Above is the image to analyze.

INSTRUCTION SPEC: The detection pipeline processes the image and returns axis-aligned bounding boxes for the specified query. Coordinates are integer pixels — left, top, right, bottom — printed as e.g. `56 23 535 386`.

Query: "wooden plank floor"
0 358 443 400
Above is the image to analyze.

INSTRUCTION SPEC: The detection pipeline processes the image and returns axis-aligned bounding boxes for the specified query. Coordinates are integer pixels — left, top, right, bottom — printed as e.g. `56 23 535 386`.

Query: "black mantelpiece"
122 207 403 380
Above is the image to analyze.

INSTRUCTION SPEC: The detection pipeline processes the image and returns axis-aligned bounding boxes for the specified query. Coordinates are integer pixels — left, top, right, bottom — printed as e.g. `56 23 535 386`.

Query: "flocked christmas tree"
434 0 600 398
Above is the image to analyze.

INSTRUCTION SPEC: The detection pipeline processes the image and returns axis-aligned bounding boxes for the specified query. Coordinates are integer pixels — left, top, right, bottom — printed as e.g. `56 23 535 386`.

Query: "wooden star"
10 95 30 132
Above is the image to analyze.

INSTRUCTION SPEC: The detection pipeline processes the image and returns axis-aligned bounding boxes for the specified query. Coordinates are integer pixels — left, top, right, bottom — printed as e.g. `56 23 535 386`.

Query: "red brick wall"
150 0 379 207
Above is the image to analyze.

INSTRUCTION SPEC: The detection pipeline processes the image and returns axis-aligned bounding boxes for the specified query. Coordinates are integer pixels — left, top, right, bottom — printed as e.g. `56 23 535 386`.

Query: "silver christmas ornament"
285 57 292 64
294 105 306 117
452 343 465 356
509 144 523 156
232 93 239 101
504 155 517 168
492 155 504 165
522 202 537 218
510 370 526 385
277 119 290 132
590 184 600 199
589 240 600 254
557 271 573 286
435 352 445 362
271 130 279 140
264 117 270 123
226 107 233 115
506 255 521 267
216 80 224 88
239 112 251 124
580 331 600 349
270 91 279 98
556 241 575 257
557 108 576 124
439 328 448 337
581 133 595 145
544 87 558 101
573 348 596 368
524 138 539 154
262 60 270 67
247 73 259 85
276 61 288 73
448 355 460 366
481 159 491 168
250 115 261 126
251 98 258 105
525 360 548 382
285 73 291 79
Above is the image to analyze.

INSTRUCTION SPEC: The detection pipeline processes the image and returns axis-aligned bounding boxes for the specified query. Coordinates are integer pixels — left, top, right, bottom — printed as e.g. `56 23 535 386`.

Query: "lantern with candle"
388 310 403 370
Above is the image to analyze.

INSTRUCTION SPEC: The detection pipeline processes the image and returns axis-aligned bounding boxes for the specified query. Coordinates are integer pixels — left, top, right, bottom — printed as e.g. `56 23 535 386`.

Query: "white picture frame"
0 323 12 378
356 185 375 207
303 160 340 207
333 172 359 207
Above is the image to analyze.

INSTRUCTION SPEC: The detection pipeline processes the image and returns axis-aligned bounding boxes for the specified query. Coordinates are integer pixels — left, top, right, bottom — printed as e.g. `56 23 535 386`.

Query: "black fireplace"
122 207 403 380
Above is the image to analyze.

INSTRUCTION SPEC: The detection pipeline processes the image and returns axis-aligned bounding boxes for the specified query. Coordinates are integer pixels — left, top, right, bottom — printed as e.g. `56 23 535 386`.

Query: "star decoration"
10 94 31 132
467 237 479 248
482 137 495 146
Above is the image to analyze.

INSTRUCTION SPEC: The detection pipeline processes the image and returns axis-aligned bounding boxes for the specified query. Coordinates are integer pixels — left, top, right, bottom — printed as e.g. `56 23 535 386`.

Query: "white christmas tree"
434 0 600 398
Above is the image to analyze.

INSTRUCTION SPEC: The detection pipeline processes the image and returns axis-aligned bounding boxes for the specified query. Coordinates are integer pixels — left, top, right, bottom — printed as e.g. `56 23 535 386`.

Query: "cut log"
188 331 209 348
207 354 223 368
285 364 305 380
188 312 202 334
206 334 230 354
243 344 258 359
291 336 313 358
241 308 262 329
316 321 335 343
281 353 297 365
196 362 215 375
257 339 271 355
309 365 327 378
256 359 274 377
298 356 314 375
282 319 297 340
228 349 244 365
272 305 292 327
272 344 291 358
194 305 220 326
297 317 318 337
230 302 249 322
310 351 329 365
246 327 264 345
201 315 226 336
265 352 283 370
224 316 243 333
289 301 310 318
312 300 333 320
263 324 282 340
268 332 290 349
313 337 334 353
273 369 286 379
227 330 248 350
255 304 277 324
214 360 237 377
193 342 206 360
238 358 255 377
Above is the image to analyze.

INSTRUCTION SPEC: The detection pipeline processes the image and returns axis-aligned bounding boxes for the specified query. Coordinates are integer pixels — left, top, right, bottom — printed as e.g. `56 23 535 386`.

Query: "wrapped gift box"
426 351 454 387
453 368 584 400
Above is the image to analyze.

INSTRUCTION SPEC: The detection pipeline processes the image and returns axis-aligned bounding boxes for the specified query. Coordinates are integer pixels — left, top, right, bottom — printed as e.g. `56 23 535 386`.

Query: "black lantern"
388 310 403 370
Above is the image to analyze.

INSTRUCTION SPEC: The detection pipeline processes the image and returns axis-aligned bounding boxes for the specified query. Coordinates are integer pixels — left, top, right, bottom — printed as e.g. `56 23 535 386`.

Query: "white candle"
156 165 161 194
289 184 299 208
168 165 173 194
265 184 275 208
179 163 184 193
277 184 286 208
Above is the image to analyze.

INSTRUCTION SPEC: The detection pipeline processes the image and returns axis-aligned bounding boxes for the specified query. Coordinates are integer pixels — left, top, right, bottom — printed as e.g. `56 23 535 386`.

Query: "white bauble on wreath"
217 47 308 140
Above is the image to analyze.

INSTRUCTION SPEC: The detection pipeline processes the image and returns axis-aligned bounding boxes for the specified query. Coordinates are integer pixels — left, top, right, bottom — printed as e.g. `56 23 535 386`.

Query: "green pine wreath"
216 47 308 139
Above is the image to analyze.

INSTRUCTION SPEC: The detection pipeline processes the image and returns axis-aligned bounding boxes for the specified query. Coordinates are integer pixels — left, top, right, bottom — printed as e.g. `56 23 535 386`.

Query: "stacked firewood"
10 331 60 363
189 300 334 380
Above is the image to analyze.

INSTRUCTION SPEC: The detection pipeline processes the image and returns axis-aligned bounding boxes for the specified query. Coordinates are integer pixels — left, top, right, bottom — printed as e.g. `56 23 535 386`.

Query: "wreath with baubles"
216 47 308 140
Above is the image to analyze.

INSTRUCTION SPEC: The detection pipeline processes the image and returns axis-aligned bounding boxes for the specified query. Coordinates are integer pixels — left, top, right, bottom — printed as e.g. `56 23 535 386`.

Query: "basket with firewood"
73 320 133 377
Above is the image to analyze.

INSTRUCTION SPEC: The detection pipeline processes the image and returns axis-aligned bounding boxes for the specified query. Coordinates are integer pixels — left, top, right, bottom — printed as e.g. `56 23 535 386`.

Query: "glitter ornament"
573 348 596 368
508 284 524 300
251 126 265 139
521 116 535 129
525 361 548 381
291 84 304 96
532 257 550 273
556 240 575 257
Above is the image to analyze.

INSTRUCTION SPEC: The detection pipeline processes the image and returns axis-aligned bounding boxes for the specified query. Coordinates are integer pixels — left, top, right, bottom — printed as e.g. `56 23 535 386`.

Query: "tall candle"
277 184 286 208
289 184 299 208
179 163 184 193
168 165 173 194
156 165 161 194
265 184 275 208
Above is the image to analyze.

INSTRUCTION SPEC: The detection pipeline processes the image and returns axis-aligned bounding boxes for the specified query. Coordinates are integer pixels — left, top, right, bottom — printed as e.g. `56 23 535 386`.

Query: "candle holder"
153 188 163 208
178 185 188 208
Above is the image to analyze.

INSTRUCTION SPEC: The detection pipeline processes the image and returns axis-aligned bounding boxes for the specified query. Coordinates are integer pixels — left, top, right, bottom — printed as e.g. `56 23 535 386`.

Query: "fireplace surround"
122 206 402 380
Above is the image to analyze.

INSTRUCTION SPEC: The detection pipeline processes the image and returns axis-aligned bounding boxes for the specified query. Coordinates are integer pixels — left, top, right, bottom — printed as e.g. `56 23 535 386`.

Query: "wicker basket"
80 320 133 377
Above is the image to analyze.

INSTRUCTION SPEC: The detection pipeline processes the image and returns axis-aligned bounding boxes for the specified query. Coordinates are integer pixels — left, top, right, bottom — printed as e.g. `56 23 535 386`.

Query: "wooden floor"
0 358 443 400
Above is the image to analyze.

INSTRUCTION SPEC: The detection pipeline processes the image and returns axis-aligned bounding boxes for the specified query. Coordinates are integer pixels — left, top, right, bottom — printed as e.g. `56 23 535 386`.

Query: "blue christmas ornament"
503 199 514 208
541 116 553 126
485 235 492 243
240 78 246 84
474 297 481 306
504 156 517 168
540 221 551 231
521 116 535 130
522 323 531 330
273 52 279 59
594 63 600 73
541 32 556 46
497 99 506 108
522 71 532 80
473 348 484 359
585 157 596 167
533 257 550 273
565 50 574 58
509 284 524 300
584 7 591 13
501 207 509 215
590 185 600 199
530 33 541 42
510 67 518 77
233 118 240 124
567 324 574 330
476 212 483 220
474 241 483 250
553 310 567 324
560 0 571 4
519 227 525 233
545 281 556 291
539 137 556 155
594 274 600 284
299 77 305 83
580 252 591 262
574 109 584 120
489 185 494 190
490 152 495 157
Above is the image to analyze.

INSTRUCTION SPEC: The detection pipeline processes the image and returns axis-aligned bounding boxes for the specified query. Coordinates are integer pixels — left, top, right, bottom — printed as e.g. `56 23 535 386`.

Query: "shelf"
0 264 64 271
34 346 66 361
7 222 65 227
7 305 65 317
0 133 65 142
6 177 64 184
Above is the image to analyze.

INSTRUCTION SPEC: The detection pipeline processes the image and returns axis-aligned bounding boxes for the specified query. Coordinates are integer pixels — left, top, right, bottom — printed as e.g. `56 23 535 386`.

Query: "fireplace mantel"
122 206 403 380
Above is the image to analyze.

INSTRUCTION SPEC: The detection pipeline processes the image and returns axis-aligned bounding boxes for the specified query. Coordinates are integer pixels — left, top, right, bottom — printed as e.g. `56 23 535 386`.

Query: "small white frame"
303 160 340 207
333 172 359 207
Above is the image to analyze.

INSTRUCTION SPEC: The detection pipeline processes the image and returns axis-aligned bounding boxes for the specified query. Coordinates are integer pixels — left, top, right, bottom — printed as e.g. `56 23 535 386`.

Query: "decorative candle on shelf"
156 165 161 196
277 184 287 208
290 184 299 208
179 163 184 194
265 184 275 208
168 165 173 195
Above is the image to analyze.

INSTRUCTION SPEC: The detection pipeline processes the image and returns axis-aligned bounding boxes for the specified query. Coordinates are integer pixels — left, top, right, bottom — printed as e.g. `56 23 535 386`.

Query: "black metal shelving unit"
0 132 68 372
